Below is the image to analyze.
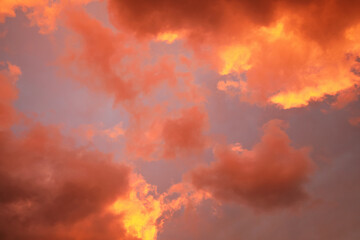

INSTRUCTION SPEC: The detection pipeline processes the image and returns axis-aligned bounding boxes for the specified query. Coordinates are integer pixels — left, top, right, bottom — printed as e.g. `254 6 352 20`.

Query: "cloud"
124 105 209 161
62 8 137 102
74 122 125 141
0 113 205 240
0 60 208 238
110 175 209 240
215 21 360 108
109 174 210 240
0 123 135 239
162 106 208 159
0 62 21 130
107 0 360 109
349 116 360 127
156 32 180 44
331 86 359 109
107 0 360 50
0 0 94 34
190 120 314 210
62 8 180 104
60 8 210 163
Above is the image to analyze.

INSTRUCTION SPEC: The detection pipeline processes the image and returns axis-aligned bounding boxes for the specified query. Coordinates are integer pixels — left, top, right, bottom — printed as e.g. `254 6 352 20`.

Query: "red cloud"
331 86 359 109
107 0 360 109
191 120 314 210
162 106 208 159
107 0 360 45
63 9 137 102
0 62 20 130
63 9 178 104
0 0 95 34
0 124 133 239
124 105 208 161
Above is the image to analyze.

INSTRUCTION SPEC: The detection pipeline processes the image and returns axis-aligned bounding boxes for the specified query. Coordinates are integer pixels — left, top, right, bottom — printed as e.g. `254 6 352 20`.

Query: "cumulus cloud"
62 9 209 161
124 105 209 161
2 1 360 239
110 174 210 240
0 0 94 33
0 121 209 240
63 8 179 104
191 120 314 210
0 50 210 240
0 66 135 238
0 124 134 239
161 106 208 159
107 0 360 109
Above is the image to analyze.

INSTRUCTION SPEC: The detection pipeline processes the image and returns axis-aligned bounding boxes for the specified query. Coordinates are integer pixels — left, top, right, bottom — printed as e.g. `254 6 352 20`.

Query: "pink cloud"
191 120 314 210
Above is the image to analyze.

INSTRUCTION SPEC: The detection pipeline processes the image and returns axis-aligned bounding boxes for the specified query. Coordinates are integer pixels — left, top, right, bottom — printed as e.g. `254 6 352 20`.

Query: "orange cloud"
61 9 211 164
0 119 209 240
124 105 209 161
331 86 359 109
0 56 212 239
0 62 21 130
349 116 360 127
0 0 94 34
0 124 134 239
63 9 180 104
103 122 125 139
218 19 360 108
110 174 210 240
62 9 137 102
107 0 360 109
219 44 252 75
0 0 46 21
162 106 208 159
156 32 180 44
111 174 163 240
191 120 314 210
74 122 125 141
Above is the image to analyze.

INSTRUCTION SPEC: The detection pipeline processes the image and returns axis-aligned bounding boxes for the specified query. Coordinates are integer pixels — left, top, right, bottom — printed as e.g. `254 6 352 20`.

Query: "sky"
0 0 360 239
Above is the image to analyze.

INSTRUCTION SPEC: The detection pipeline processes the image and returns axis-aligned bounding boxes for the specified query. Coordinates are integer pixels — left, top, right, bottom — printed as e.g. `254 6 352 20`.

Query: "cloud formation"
63 8 180 104
162 106 208 159
108 0 360 109
0 124 134 239
124 105 209 161
2 1 360 239
0 59 209 239
0 66 136 238
0 0 94 33
110 175 209 240
191 120 314 210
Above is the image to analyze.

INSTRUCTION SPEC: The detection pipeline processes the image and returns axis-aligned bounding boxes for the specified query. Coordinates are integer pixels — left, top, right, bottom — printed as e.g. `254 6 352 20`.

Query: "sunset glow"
156 32 180 44
1 0 360 239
